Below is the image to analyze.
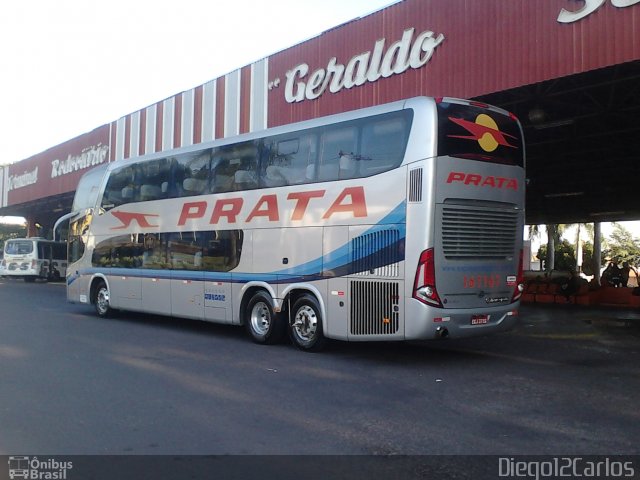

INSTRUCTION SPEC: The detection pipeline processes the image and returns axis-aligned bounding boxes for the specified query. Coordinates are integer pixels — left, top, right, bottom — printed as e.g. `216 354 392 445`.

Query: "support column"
25 215 40 237
546 224 555 272
593 222 602 285
576 224 583 273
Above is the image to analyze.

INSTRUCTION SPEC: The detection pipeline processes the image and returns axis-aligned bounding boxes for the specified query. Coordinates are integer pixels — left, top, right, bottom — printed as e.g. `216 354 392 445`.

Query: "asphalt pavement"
0 278 638 462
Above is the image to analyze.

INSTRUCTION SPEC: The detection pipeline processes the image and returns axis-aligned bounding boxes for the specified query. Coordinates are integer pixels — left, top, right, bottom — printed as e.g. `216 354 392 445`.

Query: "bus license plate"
471 315 489 325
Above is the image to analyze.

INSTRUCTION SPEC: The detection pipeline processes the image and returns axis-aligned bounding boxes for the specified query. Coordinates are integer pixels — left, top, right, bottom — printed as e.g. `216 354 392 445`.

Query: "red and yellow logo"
448 114 517 152
111 211 160 230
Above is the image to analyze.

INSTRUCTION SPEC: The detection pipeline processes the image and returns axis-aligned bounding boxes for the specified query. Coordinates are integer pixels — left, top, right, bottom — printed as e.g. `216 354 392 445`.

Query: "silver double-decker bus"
66 96 525 351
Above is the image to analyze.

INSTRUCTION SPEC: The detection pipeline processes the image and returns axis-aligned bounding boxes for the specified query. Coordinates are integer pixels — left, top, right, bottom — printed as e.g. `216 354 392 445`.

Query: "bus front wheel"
289 294 326 352
94 281 112 318
245 291 285 344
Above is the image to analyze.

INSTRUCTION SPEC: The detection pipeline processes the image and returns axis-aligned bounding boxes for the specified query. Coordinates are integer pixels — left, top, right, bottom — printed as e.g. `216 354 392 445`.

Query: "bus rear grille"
350 280 399 335
442 206 518 260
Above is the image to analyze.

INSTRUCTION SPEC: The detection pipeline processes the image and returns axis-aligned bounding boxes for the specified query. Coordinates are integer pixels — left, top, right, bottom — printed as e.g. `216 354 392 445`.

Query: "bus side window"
69 215 91 263
263 133 317 187
139 158 170 201
164 158 186 198
211 156 235 193
102 166 136 209
92 237 115 267
212 141 259 192
123 166 142 203
359 114 411 176
142 233 169 269
177 150 211 197
318 127 358 181
262 141 288 188
111 235 144 268
232 142 259 191
168 232 202 270
201 230 243 272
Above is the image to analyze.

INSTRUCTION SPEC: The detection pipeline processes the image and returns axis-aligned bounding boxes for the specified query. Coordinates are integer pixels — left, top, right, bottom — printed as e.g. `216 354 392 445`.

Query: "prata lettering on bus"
284 27 444 103
446 172 518 190
176 186 368 227
557 0 640 23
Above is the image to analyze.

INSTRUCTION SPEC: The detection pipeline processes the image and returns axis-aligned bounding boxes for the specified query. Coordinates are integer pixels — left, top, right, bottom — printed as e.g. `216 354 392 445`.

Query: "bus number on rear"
463 274 500 289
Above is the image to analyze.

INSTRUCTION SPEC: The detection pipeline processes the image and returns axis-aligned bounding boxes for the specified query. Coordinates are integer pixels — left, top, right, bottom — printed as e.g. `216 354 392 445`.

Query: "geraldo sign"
557 0 640 23
284 27 445 103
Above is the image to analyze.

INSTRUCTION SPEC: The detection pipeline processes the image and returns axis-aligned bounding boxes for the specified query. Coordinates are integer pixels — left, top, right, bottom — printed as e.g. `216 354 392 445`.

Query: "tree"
581 241 595 275
0 223 27 251
537 239 577 272
603 223 640 267
543 224 571 272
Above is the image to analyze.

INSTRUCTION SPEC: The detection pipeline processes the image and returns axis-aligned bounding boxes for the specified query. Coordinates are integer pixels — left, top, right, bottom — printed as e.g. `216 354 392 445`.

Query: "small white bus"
66 96 525 351
1 238 67 282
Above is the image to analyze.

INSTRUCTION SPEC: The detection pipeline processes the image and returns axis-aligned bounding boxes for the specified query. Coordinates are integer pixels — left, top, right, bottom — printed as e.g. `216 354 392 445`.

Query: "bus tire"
94 280 112 318
24 277 35 283
245 291 285 344
289 294 327 352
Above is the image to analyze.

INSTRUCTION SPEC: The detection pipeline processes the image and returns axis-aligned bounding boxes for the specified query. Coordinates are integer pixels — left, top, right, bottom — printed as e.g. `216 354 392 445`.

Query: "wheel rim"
96 287 110 315
292 305 318 342
250 301 271 336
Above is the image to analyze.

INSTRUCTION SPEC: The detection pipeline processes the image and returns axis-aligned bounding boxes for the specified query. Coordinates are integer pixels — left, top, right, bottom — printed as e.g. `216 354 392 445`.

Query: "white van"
1 238 67 282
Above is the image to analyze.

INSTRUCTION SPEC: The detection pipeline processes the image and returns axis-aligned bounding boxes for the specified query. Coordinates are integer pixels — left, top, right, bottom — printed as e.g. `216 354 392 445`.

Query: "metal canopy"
476 60 640 226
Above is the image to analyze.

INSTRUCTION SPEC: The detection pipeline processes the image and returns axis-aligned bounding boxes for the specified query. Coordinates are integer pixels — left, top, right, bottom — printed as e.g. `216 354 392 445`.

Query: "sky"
0 0 399 166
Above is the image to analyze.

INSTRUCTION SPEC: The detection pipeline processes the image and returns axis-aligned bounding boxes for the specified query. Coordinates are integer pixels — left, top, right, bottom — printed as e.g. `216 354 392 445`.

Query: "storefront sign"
558 0 640 23
8 167 38 191
281 27 445 104
50 143 108 179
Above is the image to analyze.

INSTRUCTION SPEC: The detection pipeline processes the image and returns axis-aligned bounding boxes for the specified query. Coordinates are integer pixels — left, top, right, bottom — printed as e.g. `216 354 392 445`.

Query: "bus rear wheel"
289 294 326 352
245 291 285 344
94 281 112 318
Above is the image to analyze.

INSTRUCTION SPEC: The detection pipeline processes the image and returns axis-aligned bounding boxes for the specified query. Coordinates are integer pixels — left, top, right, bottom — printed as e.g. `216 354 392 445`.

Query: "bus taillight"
511 249 525 302
413 248 443 307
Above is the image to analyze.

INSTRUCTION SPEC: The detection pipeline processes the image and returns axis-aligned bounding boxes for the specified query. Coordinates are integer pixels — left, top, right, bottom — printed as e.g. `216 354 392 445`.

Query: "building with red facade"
1 0 639 235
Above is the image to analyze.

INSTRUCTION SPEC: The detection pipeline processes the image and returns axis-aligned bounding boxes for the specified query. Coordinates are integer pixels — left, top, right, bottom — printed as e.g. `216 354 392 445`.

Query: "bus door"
67 210 93 303
202 230 235 324
107 234 143 311
38 243 50 278
140 233 172 316
168 232 204 320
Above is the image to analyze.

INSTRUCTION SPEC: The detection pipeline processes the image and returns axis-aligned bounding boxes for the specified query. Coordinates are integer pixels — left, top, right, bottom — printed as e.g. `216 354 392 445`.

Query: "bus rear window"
5 241 33 255
437 101 524 167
